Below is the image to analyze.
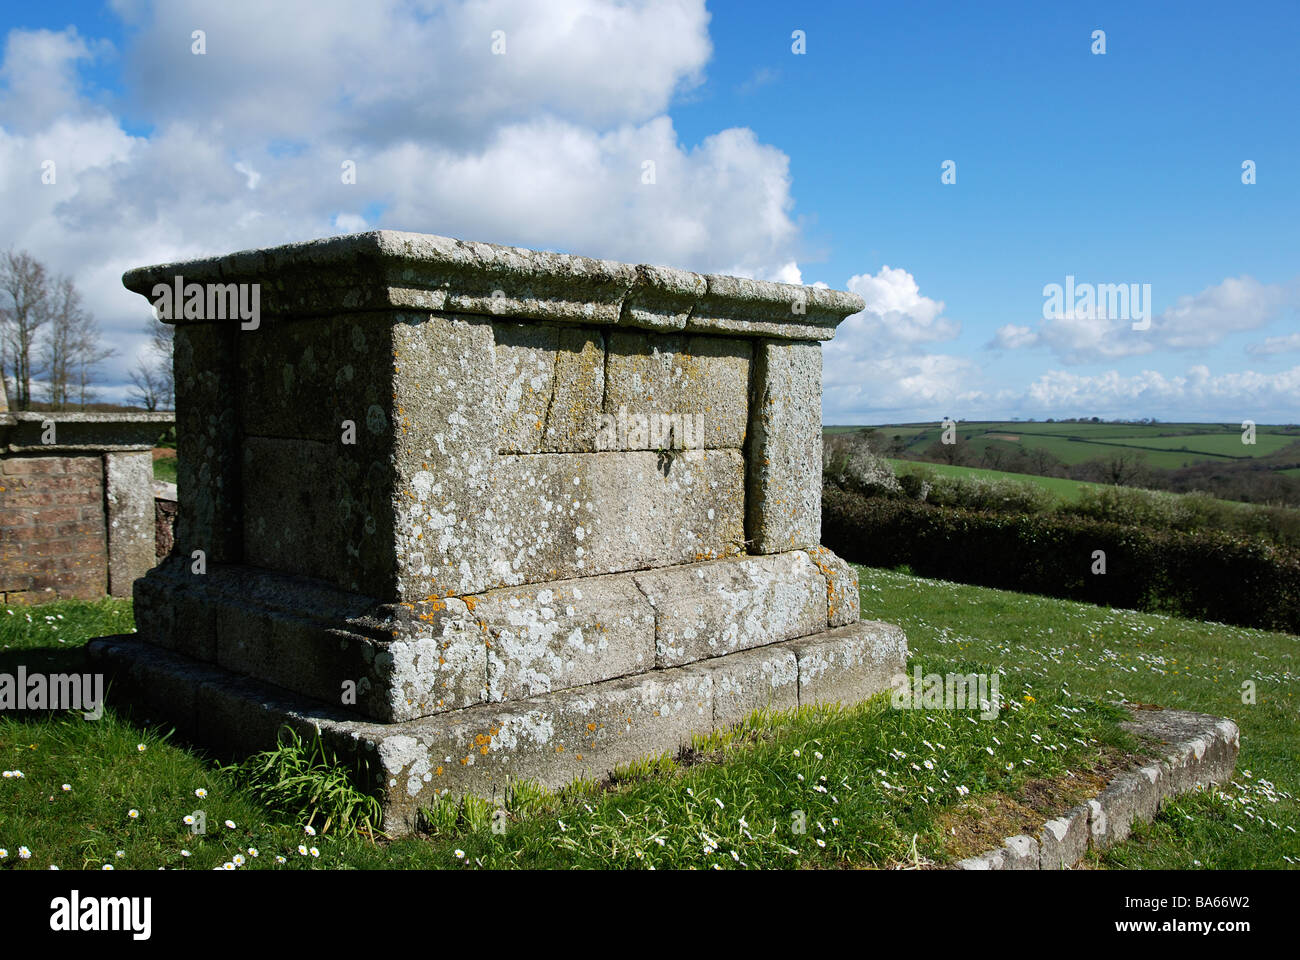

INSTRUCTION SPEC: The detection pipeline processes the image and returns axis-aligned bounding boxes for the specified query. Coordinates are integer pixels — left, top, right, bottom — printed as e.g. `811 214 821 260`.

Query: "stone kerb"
94 230 905 827
1 411 173 602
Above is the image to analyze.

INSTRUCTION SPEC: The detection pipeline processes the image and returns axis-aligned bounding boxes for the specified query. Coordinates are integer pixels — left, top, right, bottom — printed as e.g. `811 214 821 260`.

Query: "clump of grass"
229 726 383 839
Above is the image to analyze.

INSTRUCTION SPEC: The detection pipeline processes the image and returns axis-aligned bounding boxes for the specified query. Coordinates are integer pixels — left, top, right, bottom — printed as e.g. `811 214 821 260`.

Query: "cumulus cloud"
824 266 975 421
1246 332 1300 357
113 0 711 146
986 275 1293 364
0 0 809 402
0 27 107 132
1021 365 1300 419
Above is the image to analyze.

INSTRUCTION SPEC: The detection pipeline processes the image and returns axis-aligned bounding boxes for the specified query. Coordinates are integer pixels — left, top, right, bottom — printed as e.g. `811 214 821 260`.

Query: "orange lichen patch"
463 596 478 612
435 766 444 776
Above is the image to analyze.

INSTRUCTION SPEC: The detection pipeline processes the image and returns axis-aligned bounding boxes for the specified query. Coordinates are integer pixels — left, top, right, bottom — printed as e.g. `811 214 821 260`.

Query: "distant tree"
0 251 114 411
128 355 166 411
38 276 115 409
141 315 174 409
0 250 50 410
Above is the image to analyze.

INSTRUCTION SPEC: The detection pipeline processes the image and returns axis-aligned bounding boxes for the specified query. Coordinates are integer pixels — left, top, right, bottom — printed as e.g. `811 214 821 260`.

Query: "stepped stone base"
89 619 906 834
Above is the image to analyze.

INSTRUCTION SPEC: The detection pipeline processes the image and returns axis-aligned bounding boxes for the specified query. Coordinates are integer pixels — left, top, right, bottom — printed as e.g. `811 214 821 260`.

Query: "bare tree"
73 309 117 409
0 250 50 410
145 315 174 409
129 355 166 411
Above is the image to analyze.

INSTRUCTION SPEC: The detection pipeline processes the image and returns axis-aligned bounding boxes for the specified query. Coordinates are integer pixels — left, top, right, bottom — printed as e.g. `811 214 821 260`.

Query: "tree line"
0 249 173 412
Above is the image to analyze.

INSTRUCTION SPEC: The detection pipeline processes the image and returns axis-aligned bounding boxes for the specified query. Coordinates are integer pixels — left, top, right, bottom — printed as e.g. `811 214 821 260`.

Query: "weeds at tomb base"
1 571 1297 870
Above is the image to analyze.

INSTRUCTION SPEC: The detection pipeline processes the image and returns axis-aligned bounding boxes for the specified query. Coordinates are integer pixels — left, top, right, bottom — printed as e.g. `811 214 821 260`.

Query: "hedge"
823 486 1300 634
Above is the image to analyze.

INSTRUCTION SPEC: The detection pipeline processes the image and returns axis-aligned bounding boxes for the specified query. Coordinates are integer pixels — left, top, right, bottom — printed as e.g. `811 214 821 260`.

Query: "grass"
834 420 1300 470
887 458 1110 504
859 567 1299 868
152 456 177 484
1101 432 1298 458
2 569 1297 869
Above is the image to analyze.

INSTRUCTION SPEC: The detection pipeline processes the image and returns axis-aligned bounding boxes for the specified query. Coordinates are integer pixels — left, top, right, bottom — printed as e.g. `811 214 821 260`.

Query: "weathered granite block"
172 323 240 561
476 450 745 589
1000 834 1040 869
494 322 604 453
793 620 908 707
1038 805 1090 869
603 332 750 449
747 340 822 553
634 551 827 667
809 545 861 627
104 450 156 597
480 574 656 702
702 643 800 727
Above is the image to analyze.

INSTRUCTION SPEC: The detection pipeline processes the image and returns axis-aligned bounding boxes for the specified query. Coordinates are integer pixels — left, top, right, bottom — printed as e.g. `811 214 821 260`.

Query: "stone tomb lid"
121 230 864 340
1 411 174 453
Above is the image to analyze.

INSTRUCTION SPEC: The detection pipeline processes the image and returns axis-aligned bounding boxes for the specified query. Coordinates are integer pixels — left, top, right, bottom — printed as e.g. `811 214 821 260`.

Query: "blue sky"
1 1 1297 422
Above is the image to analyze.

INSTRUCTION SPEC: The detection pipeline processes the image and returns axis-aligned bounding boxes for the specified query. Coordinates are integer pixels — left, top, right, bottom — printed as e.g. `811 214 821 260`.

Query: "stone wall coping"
121 230 864 339
0 411 174 453
953 708 1240 870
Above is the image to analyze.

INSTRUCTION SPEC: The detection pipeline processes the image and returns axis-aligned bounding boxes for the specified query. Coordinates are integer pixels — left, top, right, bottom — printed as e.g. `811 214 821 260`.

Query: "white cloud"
113 0 711 145
842 266 959 345
0 27 107 132
824 267 974 421
1022 365 1300 419
987 276 1293 364
1246 332 1300 357
0 1 808 402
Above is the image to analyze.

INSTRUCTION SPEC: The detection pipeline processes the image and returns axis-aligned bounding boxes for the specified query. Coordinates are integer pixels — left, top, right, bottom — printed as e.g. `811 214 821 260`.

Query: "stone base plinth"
89 619 907 834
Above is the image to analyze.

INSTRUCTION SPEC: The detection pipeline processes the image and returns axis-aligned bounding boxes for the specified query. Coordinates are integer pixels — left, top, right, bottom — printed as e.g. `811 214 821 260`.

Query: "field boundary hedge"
823 486 1300 633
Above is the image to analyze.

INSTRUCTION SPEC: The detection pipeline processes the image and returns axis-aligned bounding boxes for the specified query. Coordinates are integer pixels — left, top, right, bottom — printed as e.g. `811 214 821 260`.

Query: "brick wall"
0 454 108 604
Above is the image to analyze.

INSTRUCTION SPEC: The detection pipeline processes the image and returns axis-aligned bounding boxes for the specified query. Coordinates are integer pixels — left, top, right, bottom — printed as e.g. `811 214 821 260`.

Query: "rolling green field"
835 421 1300 471
886 458 1108 503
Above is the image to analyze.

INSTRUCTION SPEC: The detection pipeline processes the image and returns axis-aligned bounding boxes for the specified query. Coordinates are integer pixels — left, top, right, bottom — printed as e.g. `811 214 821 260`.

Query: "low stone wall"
1 413 174 603
956 709 1240 870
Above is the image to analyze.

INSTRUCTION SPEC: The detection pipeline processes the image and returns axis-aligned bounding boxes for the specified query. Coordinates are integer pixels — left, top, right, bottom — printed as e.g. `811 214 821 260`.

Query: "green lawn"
860 567 1299 868
152 456 177 484
2 572 1296 870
